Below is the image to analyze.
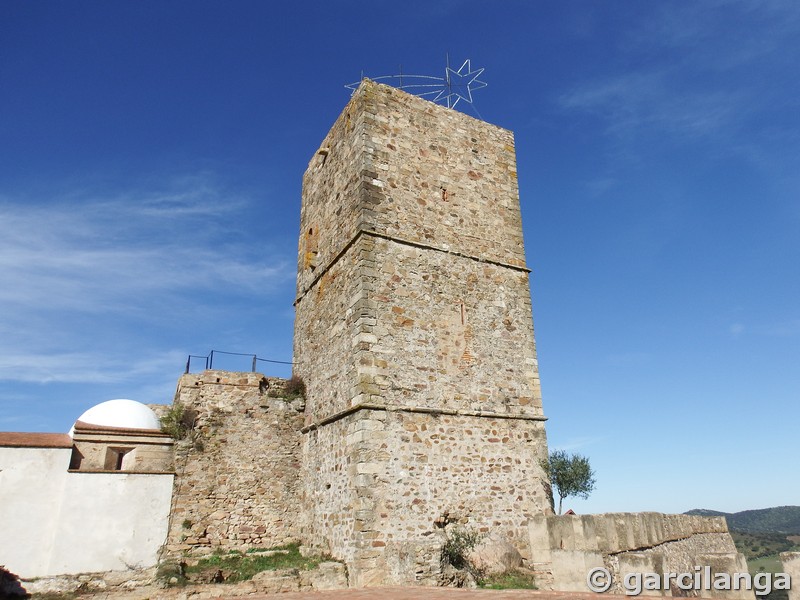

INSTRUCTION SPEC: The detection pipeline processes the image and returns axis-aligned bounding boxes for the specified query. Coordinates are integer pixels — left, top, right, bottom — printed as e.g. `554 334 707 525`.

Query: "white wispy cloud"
0 174 295 385
550 436 607 453
0 181 290 311
761 319 800 337
0 349 188 384
560 71 743 141
630 0 800 65
729 323 745 339
559 0 800 149
726 319 800 339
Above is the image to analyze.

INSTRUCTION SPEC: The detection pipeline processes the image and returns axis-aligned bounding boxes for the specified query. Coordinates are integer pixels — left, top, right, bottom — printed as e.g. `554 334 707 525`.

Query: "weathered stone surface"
295 81 544 425
781 552 800 600
251 568 301 593
19 560 346 599
531 514 750 598
299 561 348 590
19 567 157 596
468 532 524 575
294 79 551 587
163 371 305 557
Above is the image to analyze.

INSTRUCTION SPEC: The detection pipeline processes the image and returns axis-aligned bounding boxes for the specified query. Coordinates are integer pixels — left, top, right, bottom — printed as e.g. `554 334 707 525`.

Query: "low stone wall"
529 513 750 598
13 567 157 597
531 512 730 554
7 562 347 598
163 371 305 557
781 552 799 600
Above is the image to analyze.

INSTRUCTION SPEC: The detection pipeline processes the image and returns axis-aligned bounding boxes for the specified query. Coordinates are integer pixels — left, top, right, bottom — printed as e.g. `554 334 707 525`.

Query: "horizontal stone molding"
295 227 531 304
301 402 547 433
66 469 175 475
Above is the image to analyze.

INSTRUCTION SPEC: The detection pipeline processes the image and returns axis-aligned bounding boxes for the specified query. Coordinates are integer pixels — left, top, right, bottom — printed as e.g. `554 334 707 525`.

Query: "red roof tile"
0 432 73 448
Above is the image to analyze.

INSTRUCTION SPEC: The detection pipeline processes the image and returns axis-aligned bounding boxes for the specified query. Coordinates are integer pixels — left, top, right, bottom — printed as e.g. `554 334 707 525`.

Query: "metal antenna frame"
345 56 487 113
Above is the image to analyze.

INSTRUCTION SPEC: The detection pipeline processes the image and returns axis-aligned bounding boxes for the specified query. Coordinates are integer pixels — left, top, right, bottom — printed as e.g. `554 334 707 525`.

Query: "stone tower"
293 80 551 585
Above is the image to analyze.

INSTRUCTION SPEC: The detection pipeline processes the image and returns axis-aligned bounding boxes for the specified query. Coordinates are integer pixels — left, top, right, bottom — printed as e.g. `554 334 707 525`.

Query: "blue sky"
1 1 798 515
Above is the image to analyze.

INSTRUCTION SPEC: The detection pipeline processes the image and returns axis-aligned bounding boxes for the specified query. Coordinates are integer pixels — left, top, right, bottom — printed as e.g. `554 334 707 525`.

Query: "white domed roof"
75 399 161 431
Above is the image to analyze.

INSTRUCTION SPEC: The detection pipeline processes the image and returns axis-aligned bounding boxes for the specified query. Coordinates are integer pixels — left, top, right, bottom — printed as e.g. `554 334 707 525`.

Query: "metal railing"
185 350 294 374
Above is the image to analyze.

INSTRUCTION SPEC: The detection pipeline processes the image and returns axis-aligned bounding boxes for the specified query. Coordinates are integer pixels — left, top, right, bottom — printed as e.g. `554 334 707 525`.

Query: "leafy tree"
542 450 596 515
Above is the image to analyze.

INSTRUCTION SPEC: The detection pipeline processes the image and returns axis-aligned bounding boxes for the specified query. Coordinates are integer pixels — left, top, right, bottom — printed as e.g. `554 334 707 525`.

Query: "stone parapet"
531 512 730 555
529 513 750 598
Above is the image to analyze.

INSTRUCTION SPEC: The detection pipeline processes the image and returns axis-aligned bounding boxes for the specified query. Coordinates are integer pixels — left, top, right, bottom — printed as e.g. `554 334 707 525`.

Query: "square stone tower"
293 80 551 585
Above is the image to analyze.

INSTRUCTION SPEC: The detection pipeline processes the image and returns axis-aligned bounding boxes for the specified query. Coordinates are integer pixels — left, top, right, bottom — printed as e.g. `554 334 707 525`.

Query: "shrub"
284 375 306 400
441 526 485 582
160 403 198 440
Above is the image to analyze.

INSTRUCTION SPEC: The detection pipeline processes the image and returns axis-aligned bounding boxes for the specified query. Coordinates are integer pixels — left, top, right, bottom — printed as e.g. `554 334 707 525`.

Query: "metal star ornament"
436 59 488 109
344 57 488 115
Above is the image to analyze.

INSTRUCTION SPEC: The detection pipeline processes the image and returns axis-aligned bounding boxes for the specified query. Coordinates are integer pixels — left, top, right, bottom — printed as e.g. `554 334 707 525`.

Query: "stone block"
299 561 348 590
468 531 524 575
549 548 605 592
781 552 800 600
251 569 301 593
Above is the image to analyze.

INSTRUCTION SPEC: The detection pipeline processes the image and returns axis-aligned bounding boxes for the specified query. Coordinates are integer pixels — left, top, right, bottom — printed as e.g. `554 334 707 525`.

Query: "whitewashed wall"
0 446 71 576
0 446 173 578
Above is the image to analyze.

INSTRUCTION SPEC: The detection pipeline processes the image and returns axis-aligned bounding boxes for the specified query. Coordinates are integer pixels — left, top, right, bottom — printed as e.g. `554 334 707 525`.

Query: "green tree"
542 450 596 515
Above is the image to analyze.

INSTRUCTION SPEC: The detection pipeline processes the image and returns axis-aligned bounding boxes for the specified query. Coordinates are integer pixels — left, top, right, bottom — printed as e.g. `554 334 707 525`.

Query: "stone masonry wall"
529 513 750 598
355 82 526 269
294 80 544 422
293 234 544 423
293 229 366 426
303 407 549 586
293 81 552 585
163 371 304 557
364 237 543 417
296 79 527 301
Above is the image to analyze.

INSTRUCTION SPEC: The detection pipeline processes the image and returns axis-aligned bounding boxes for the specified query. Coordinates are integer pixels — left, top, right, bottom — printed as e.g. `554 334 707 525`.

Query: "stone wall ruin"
156 82 751 595
162 371 305 557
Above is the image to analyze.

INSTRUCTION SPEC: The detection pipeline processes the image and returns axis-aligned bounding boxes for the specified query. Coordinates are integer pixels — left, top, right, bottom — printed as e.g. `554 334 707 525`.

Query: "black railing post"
251 355 257 372
209 350 214 370
185 355 191 374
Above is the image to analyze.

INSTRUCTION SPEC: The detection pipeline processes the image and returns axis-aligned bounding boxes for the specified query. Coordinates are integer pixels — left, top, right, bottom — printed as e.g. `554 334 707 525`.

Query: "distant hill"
685 506 800 533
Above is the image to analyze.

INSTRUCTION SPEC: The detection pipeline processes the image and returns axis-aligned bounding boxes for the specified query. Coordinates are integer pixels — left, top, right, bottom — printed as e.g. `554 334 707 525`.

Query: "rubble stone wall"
362 237 544 417
163 371 305 557
294 80 545 423
303 406 549 586
293 81 552 585
293 230 368 425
